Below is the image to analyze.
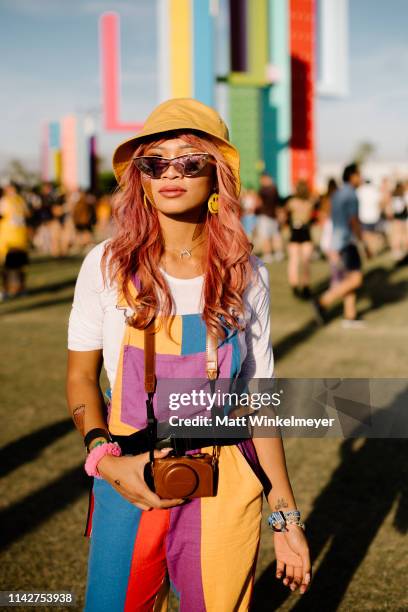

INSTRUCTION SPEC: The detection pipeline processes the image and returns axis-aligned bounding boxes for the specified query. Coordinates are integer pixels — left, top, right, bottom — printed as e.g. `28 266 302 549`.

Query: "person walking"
357 179 383 256
311 163 368 327
0 182 30 299
240 186 261 241
256 173 284 263
66 99 311 611
388 182 408 261
286 180 314 298
72 190 97 253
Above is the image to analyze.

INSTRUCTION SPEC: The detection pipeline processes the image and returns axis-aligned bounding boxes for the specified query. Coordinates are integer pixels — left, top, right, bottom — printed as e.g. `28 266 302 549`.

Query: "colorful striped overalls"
84 279 265 611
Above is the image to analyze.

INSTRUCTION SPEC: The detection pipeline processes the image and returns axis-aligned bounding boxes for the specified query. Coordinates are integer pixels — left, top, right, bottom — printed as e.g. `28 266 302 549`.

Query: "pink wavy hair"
102 131 254 339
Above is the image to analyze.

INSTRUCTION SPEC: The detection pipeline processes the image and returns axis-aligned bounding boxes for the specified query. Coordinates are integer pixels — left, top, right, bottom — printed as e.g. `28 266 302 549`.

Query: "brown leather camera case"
152 453 216 499
143 323 219 499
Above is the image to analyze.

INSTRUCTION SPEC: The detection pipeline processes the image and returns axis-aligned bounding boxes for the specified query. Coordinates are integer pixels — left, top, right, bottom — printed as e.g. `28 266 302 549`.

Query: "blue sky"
318 0 408 161
1 0 407 171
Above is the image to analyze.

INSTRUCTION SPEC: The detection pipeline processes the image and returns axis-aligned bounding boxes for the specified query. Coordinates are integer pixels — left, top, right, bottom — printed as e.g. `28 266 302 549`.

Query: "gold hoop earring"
143 193 150 209
207 192 219 214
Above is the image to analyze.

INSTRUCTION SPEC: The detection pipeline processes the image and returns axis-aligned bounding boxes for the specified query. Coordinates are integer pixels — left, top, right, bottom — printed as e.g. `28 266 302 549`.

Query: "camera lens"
162 464 198 497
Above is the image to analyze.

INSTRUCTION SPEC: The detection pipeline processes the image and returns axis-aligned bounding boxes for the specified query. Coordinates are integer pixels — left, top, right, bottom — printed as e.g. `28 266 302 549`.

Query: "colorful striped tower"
99 13 143 131
48 122 62 184
290 0 316 187
93 3 349 194
157 0 215 105
317 0 349 97
228 0 267 188
267 0 291 196
61 115 78 191
60 115 96 191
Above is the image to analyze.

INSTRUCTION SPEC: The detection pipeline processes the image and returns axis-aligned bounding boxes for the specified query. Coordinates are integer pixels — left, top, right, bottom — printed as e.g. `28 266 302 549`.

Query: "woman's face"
140 137 214 215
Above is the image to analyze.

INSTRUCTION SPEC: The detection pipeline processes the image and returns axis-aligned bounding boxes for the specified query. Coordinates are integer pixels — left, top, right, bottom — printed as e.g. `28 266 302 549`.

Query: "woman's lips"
158 188 187 198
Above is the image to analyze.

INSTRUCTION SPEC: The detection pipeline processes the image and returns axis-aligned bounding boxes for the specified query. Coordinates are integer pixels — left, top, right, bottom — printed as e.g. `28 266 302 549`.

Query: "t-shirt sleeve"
67 244 106 351
350 192 359 218
240 261 274 379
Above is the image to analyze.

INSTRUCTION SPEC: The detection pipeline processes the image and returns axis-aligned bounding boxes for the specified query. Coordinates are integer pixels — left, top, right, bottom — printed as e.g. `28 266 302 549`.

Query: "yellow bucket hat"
112 98 240 195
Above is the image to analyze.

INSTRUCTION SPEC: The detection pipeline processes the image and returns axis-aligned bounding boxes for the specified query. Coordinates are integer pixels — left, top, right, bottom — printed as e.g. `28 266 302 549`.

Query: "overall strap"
206 331 220 449
144 321 156 393
144 321 157 462
206 330 218 380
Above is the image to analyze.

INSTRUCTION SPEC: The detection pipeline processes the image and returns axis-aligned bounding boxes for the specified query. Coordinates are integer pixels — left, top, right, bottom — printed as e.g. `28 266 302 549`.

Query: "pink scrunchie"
84 442 122 479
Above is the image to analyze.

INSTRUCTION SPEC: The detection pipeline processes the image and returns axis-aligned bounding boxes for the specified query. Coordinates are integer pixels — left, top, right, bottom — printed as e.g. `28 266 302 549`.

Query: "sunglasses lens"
182 155 209 176
134 158 169 178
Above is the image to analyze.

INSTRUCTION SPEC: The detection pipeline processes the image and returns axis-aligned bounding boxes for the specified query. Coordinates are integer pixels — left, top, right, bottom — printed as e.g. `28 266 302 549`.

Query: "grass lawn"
0 249 407 611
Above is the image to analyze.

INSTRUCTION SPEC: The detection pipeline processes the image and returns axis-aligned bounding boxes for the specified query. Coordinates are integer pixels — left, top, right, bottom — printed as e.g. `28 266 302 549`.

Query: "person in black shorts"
286 180 314 298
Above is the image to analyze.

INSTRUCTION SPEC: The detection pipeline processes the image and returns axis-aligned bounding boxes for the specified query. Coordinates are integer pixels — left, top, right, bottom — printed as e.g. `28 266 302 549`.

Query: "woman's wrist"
268 509 305 532
84 442 122 478
88 436 110 452
83 427 112 452
97 453 121 478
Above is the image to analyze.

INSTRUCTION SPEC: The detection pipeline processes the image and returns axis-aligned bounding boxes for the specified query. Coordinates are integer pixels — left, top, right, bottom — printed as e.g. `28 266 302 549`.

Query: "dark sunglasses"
132 153 214 179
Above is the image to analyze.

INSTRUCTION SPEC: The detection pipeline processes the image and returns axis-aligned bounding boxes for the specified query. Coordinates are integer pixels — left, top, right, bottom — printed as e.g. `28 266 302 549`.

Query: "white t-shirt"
68 240 274 389
357 184 381 224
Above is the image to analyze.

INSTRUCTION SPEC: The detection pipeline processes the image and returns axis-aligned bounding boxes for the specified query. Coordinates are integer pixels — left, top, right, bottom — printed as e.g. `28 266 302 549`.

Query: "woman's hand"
273 524 311 594
97 448 186 511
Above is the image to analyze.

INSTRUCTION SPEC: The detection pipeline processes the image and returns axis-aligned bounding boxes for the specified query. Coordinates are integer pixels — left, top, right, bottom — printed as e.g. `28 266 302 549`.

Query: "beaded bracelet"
84 442 122 479
268 510 305 532
88 439 106 453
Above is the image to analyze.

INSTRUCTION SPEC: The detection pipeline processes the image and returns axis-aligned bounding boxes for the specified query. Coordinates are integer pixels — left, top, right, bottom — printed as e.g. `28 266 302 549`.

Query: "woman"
388 182 408 261
286 180 315 299
240 185 260 241
256 173 284 263
0 182 30 299
66 99 311 611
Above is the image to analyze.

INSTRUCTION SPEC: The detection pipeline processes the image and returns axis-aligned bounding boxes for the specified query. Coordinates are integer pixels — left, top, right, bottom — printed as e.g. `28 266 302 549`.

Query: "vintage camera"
146 452 218 499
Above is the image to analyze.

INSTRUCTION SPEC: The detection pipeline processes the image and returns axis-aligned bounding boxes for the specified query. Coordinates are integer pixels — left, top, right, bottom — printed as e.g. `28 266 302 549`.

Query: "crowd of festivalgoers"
1 165 408 327
0 181 113 299
240 163 408 327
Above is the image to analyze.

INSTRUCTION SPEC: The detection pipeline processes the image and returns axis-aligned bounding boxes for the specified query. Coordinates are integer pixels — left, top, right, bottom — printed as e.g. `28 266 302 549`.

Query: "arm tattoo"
274 498 289 511
72 404 85 436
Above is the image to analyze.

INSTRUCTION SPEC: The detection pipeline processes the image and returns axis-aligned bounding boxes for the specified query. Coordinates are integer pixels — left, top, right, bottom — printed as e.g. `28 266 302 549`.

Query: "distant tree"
352 142 377 164
98 171 117 195
4 159 39 186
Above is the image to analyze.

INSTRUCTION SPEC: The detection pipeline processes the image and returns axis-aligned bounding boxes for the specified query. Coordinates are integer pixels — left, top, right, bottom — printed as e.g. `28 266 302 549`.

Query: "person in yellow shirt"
0 182 30 299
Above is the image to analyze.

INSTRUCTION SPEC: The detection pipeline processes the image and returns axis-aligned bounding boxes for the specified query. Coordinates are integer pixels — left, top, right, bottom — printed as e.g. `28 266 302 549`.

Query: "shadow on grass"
0 294 74 316
359 266 408 314
274 263 408 362
24 278 77 297
28 254 84 266
253 397 408 611
0 464 89 551
0 419 74 478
